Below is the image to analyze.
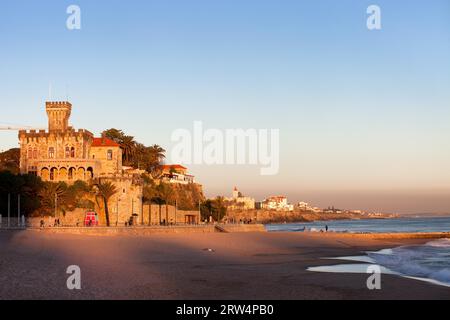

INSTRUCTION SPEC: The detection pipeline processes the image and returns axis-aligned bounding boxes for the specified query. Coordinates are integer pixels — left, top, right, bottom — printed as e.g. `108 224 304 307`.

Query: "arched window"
50 167 57 181
87 167 94 179
68 167 75 180
33 147 38 159
107 149 113 160
71 147 76 158
48 147 55 159
28 148 33 159
65 146 70 158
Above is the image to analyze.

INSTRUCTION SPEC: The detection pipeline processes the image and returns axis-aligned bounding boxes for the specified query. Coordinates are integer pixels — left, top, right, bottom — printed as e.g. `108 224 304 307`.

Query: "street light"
116 197 120 227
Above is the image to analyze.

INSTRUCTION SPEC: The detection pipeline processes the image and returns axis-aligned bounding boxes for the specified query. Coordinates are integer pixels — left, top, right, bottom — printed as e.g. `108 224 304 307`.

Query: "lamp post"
54 193 58 225
116 198 120 227
17 194 20 227
175 199 177 225
140 195 144 226
7 193 10 228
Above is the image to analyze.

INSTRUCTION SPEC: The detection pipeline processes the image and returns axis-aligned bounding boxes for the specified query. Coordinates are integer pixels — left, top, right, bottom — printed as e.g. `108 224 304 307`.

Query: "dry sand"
0 230 449 300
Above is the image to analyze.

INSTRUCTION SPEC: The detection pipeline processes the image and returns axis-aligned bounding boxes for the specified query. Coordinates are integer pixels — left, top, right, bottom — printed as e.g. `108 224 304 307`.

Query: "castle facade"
19 101 122 182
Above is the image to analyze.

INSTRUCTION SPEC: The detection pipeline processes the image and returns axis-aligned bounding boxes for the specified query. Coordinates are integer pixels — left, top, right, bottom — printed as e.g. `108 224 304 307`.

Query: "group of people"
39 218 61 228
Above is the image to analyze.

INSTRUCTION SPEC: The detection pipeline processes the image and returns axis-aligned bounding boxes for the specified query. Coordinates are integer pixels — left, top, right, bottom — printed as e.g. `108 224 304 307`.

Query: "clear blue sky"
1 0 450 213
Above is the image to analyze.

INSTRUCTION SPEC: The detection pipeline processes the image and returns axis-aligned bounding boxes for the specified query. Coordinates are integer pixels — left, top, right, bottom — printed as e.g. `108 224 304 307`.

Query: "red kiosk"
84 211 99 227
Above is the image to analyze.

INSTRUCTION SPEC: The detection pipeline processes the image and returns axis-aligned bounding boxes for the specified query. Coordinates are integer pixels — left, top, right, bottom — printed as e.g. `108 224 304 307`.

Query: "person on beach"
325 225 329 232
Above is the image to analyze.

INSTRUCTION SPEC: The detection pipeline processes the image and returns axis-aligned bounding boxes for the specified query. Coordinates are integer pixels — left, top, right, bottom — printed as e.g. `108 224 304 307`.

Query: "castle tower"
232 186 239 199
46 101 72 131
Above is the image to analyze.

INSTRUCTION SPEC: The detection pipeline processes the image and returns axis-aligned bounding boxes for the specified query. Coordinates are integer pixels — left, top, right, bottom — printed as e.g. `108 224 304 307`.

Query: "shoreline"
0 230 449 299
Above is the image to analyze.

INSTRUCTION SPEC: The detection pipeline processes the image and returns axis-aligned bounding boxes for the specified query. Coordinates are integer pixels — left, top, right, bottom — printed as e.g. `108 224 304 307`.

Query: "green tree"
158 182 175 225
0 171 42 217
214 196 227 222
102 128 125 143
102 129 137 166
0 148 20 174
95 181 118 227
138 145 166 177
200 197 227 223
121 135 137 165
38 182 70 217
102 128 167 174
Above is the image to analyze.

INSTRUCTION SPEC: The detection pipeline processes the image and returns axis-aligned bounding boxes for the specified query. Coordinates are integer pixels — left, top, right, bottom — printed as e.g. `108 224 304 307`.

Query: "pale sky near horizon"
1 0 450 214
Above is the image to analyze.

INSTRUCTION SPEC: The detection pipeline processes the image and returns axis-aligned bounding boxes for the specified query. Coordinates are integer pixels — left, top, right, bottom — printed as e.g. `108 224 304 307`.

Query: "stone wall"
18 204 199 228
34 225 217 236
218 224 266 233
19 129 93 177
142 204 200 225
90 146 122 175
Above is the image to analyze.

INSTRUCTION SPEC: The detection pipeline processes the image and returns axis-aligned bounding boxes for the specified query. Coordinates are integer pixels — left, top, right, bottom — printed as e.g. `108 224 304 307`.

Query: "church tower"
232 186 239 199
46 101 72 131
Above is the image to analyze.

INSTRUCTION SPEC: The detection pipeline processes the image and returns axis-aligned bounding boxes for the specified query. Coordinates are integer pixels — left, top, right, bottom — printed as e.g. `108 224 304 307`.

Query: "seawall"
21 223 267 236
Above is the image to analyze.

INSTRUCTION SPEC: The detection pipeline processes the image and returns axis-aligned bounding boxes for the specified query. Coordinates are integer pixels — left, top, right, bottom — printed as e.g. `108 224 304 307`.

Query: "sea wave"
367 240 450 286
425 238 450 248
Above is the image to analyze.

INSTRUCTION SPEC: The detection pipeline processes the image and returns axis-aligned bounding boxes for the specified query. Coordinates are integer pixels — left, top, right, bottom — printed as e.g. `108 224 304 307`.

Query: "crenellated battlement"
19 128 94 140
46 101 72 131
45 101 72 109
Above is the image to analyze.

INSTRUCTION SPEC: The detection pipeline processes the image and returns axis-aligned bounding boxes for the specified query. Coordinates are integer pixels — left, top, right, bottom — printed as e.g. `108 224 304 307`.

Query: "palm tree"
148 145 166 163
153 196 165 225
158 183 175 225
38 182 69 217
96 181 118 227
214 196 226 222
120 135 137 165
134 143 146 169
143 183 158 225
146 145 166 176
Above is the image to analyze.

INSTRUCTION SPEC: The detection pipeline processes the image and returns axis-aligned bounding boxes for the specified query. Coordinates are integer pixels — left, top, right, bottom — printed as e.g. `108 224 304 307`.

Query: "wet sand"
0 230 449 300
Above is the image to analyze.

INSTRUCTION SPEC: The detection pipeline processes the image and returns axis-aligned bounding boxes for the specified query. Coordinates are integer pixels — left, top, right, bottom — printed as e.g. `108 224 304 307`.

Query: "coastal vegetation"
0 128 213 222
200 197 227 222
0 148 20 174
102 128 166 176
142 179 205 213
95 181 118 227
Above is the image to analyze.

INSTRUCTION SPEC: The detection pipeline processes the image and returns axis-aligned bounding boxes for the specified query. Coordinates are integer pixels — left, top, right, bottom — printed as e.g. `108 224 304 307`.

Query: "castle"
18 101 144 225
19 101 123 181
17 101 201 226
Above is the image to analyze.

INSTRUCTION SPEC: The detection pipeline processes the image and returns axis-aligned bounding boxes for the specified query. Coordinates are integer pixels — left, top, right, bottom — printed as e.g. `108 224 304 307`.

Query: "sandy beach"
0 230 449 300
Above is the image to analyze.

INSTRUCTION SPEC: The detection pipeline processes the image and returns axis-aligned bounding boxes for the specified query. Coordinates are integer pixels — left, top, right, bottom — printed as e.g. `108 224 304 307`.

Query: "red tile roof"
161 164 187 170
92 137 120 147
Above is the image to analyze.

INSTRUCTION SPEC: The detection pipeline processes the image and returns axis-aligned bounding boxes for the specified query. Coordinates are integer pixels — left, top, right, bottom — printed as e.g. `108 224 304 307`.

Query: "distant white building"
297 201 321 212
160 164 195 184
226 187 255 210
262 196 294 211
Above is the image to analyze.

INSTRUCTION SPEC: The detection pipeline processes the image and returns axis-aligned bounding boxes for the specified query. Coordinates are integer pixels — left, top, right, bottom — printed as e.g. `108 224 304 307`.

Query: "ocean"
307 238 450 288
265 216 450 233
266 217 450 288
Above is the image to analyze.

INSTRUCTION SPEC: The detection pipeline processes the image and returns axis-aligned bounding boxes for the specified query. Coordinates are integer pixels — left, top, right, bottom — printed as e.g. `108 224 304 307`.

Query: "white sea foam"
367 242 450 286
425 238 450 248
309 239 450 287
